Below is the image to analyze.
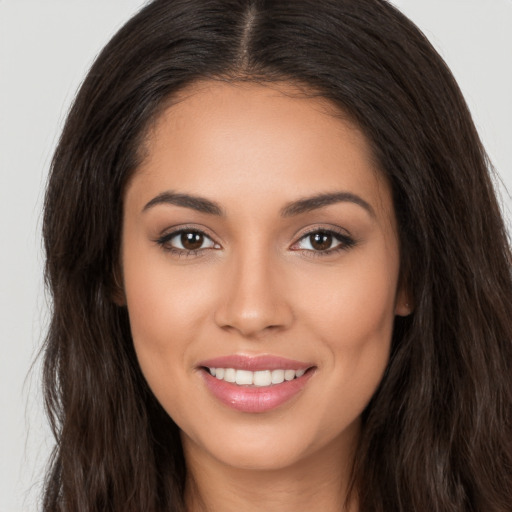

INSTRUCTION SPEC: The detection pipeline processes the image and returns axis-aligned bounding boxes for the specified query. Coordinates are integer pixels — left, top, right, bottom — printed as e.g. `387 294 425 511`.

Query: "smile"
198 355 315 413
207 367 306 386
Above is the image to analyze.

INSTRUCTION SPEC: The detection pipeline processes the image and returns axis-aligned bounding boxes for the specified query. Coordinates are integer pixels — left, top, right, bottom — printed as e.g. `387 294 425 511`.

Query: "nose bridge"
215 239 292 337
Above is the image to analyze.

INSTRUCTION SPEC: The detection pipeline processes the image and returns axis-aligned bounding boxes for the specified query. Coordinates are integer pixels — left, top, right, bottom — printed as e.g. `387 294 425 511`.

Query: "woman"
41 0 512 510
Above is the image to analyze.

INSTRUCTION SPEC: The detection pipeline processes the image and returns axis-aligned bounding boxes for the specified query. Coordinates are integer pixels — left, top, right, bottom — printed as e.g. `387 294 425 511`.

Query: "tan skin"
121 81 411 512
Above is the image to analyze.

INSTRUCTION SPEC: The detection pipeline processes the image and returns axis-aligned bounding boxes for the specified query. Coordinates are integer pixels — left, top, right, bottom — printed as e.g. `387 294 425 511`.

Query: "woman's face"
121 81 409 472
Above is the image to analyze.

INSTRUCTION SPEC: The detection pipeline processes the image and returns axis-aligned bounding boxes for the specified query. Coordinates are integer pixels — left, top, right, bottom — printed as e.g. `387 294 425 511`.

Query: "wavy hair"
42 0 512 510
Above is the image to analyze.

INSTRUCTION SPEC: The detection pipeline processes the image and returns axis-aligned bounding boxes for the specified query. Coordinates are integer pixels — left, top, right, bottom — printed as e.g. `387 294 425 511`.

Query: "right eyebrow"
142 191 224 216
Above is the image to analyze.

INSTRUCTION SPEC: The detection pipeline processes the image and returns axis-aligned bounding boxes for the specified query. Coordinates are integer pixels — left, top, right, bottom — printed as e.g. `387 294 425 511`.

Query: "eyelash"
155 227 356 258
155 228 219 258
291 228 356 256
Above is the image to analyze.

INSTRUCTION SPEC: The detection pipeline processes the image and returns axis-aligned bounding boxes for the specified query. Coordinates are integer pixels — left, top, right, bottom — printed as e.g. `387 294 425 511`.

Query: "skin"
121 81 411 512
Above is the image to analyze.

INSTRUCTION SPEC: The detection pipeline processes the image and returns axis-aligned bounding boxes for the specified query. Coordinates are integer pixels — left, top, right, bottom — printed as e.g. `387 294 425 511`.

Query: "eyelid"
291 224 352 243
154 224 222 255
153 223 355 257
156 224 220 241
169 230 217 249
289 225 356 254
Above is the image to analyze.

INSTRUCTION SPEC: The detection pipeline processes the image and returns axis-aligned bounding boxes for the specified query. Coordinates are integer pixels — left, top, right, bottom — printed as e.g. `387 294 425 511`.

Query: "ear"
110 265 126 306
395 285 413 317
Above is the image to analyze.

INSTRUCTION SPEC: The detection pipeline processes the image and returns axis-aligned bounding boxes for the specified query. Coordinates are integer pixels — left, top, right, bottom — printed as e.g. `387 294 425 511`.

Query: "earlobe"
395 301 413 317
394 276 413 316
395 290 413 317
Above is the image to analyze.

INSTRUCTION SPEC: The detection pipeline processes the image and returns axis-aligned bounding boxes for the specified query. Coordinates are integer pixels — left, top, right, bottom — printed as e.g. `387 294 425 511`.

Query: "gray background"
1 1 511 510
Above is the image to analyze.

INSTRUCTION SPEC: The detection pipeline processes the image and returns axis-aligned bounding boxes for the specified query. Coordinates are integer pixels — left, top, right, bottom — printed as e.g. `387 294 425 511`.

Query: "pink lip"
197 354 315 413
198 354 312 371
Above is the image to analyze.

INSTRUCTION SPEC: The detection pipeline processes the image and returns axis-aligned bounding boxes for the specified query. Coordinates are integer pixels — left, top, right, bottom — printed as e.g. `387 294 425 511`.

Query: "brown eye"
181 231 204 250
310 232 333 251
159 229 217 253
293 229 355 254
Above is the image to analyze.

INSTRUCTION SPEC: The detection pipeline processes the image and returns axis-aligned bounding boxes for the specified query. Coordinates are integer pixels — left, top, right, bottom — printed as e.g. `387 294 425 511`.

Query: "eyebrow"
142 190 374 218
143 191 223 215
281 192 375 218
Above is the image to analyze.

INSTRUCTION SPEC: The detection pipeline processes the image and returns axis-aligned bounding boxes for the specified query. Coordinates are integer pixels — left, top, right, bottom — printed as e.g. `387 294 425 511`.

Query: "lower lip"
200 369 314 413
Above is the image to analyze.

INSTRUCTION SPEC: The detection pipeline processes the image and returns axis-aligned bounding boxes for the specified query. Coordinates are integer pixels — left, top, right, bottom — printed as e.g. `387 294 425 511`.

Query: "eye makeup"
154 224 356 259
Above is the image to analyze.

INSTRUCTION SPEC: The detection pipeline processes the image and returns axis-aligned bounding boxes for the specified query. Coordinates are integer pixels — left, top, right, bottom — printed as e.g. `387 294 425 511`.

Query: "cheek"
121 247 216 397
300 247 398 343
294 247 398 407
123 265 216 429
124 234 215 330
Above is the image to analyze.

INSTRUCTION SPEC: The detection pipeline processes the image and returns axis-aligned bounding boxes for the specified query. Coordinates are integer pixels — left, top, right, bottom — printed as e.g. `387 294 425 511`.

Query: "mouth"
202 367 309 386
197 355 316 413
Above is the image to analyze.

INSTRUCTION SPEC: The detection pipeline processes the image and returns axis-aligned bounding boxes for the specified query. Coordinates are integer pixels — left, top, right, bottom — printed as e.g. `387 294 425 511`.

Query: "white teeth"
207 367 308 386
253 370 272 387
284 369 296 381
235 369 253 385
271 369 285 384
224 368 236 383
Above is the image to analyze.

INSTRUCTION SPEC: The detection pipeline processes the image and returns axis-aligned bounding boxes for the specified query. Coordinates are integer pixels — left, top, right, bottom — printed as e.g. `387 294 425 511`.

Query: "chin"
201 437 312 472
179 411 360 474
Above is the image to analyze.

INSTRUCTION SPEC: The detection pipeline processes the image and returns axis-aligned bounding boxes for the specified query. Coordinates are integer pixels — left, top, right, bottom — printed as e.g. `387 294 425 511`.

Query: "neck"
182 425 359 512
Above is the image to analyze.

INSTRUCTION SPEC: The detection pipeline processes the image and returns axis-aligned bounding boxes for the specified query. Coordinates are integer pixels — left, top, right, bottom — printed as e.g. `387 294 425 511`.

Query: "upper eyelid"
155 228 220 256
155 224 353 248
158 225 219 242
293 225 352 241
154 228 219 256
290 226 355 251
166 230 215 244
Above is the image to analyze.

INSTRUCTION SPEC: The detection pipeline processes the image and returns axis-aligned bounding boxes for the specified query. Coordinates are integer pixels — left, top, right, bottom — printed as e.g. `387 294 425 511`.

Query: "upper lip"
197 354 314 372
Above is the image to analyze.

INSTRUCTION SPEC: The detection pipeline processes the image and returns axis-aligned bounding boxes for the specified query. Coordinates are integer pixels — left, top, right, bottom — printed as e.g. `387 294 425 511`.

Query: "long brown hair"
42 1 512 510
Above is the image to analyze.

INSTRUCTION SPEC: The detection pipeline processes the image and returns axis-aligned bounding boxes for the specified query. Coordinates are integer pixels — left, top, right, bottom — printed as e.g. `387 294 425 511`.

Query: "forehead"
143 80 372 169
128 80 392 221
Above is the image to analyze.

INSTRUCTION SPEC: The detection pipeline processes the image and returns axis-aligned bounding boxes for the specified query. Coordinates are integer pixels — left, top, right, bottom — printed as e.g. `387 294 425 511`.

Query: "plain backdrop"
1 1 511 510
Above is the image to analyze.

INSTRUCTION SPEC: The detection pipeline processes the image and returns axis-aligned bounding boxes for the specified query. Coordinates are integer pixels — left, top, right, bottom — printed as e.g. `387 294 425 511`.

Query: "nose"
214 248 294 338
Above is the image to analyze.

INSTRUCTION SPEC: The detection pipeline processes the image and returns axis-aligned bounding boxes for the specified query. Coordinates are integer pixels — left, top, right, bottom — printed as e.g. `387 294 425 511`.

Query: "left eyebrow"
280 192 375 218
